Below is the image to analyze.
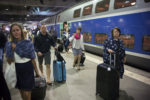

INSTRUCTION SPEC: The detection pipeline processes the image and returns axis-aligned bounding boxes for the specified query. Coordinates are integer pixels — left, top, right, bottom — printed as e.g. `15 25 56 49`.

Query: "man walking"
34 25 56 85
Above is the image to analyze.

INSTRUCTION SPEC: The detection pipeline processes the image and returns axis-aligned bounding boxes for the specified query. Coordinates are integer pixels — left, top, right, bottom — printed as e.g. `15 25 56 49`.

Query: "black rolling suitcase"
96 53 120 100
31 77 47 100
75 52 85 65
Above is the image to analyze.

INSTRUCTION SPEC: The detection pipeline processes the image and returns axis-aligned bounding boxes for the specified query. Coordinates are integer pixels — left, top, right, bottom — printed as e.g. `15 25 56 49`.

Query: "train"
40 0 150 71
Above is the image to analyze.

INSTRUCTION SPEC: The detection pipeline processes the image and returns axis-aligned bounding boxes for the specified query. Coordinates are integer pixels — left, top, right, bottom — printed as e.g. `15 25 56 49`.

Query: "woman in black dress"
6 23 40 100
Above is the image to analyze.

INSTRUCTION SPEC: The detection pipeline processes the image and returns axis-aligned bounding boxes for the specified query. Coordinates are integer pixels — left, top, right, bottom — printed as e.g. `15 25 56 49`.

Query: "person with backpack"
34 25 57 85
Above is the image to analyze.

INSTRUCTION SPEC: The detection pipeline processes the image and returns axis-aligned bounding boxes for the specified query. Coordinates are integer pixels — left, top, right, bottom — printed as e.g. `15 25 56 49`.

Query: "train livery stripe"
84 43 150 59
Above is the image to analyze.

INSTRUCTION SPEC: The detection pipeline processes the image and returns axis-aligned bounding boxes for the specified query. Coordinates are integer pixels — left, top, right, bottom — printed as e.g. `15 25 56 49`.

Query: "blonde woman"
6 23 40 100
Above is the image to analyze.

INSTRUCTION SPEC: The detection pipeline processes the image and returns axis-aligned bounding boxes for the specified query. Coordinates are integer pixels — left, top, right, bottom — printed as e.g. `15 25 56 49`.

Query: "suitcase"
75 52 85 65
96 53 120 100
31 77 47 100
53 60 66 82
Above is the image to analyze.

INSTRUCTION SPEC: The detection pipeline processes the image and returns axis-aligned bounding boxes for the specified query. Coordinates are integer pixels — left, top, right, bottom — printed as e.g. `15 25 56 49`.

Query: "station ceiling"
0 0 88 22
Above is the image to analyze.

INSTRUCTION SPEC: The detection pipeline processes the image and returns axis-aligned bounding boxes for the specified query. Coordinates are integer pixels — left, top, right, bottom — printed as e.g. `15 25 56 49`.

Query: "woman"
0 31 11 100
69 27 84 70
5 23 40 100
103 27 126 78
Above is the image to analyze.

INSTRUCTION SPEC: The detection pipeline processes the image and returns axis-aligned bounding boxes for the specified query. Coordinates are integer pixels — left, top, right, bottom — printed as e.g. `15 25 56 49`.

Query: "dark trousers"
0 60 11 100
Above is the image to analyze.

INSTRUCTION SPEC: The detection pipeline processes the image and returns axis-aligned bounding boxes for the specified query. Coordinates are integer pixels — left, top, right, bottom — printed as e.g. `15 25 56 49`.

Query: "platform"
3 50 150 100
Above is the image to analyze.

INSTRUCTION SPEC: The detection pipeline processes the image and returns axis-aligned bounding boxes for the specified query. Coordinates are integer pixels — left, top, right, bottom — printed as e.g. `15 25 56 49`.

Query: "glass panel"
73 8 81 18
83 32 92 42
83 5 93 16
142 35 150 51
145 0 150 2
95 33 108 44
120 34 134 49
95 0 110 13
114 0 136 9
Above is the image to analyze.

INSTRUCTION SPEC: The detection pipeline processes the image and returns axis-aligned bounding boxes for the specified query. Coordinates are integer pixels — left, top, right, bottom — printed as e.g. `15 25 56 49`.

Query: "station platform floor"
3 50 150 100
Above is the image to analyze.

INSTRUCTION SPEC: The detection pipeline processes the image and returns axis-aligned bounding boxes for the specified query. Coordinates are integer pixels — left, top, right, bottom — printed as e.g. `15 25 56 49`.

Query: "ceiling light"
27 14 30 17
5 9 8 10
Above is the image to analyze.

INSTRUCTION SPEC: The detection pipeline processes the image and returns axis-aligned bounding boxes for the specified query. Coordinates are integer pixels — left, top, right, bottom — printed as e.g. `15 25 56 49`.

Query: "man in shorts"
34 25 56 85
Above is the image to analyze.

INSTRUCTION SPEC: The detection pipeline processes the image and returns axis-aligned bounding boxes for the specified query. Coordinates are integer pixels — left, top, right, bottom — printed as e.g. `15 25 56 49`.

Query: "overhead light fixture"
24 5 27 8
27 14 30 17
5 9 8 10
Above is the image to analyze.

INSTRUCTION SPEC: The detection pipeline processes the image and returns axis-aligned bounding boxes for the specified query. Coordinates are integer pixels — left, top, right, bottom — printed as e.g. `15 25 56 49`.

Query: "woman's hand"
108 49 114 53
11 43 16 51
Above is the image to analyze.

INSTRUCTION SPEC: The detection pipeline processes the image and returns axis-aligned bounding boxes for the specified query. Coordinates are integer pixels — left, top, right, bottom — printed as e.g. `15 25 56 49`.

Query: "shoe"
47 82 53 86
77 66 80 70
80 63 84 66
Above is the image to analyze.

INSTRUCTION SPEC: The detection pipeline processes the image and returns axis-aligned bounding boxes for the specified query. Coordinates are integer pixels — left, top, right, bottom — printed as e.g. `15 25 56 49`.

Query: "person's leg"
77 54 81 70
22 90 31 100
46 64 51 83
19 90 23 100
72 48 78 67
44 51 51 84
37 55 44 75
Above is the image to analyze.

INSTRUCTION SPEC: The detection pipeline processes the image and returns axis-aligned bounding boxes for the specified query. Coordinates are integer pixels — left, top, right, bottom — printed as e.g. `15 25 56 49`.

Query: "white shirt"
69 34 84 50
14 52 30 63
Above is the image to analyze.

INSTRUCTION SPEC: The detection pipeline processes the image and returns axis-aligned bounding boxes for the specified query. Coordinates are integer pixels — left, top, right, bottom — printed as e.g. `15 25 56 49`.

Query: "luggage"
55 51 64 61
75 52 85 65
96 53 120 100
53 51 66 82
58 44 63 52
31 77 47 100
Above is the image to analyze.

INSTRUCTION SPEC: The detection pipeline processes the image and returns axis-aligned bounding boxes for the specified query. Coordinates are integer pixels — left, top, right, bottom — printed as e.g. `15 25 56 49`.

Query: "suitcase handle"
109 53 116 68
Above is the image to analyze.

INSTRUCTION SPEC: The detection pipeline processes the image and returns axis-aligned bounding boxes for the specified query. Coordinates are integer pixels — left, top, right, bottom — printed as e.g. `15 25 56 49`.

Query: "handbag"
4 62 17 89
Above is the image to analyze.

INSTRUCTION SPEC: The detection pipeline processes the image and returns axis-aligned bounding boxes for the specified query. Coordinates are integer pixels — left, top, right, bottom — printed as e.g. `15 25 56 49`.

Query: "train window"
120 34 134 49
83 4 93 16
73 8 81 18
114 0 136 9
145 0 150 2
83 32 92 42
142 35 150 52
95 33 108 44
95 0 110 13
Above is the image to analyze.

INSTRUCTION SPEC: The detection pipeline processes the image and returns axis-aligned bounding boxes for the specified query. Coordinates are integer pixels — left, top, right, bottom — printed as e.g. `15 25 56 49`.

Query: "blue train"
40 0 150 71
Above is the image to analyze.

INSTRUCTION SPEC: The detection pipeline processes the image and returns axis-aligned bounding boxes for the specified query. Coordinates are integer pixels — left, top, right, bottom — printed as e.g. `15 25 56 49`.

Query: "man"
34 25 56 85
0 24 9 41
0 31 11 100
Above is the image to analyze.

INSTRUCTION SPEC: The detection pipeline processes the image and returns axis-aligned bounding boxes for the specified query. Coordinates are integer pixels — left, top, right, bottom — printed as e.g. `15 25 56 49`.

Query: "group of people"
0 22 126 100
0 23 57 100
